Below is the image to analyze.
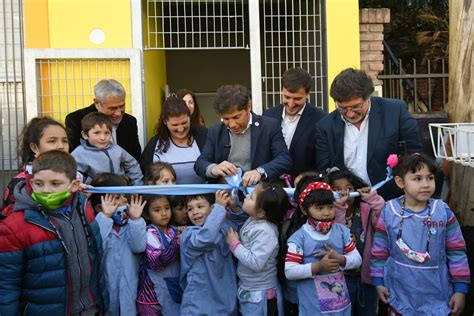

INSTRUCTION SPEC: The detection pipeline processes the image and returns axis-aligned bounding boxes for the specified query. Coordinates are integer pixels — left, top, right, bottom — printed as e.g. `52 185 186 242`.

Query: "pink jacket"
334 190 385 284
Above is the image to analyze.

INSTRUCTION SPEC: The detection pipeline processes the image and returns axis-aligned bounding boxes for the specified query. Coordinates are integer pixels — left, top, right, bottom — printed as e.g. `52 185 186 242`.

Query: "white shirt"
281 104 305 149
342 107 371 185
112 125 118 144
153 139 203 184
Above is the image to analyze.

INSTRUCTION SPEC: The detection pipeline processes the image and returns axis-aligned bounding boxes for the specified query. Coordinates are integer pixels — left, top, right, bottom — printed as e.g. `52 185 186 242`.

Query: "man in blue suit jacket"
195 84 291 187
264 67 326 183
315 68 422 200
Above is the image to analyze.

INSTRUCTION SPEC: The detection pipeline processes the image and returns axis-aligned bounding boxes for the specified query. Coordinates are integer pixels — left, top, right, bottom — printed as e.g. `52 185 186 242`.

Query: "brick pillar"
359 8 390 89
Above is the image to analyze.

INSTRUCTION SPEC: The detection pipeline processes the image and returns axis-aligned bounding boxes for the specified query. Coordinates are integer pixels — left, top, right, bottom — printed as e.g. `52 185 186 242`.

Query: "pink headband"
298 181 332 207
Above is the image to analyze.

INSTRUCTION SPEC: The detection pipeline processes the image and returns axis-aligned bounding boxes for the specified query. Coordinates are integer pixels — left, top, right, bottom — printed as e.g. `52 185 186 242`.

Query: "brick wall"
359 8 390 86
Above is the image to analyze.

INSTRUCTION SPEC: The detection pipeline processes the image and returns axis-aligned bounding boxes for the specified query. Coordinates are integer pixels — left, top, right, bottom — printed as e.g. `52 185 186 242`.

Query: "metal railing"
430 123 474 168
378 41 448 113
261 0 327 111
145 0 247 49
1 0 25 193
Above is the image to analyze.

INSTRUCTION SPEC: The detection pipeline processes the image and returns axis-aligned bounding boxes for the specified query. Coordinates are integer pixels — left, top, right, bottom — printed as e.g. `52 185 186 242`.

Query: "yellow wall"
37 59 132 123
24 0 132 48
24 0 50 48
143 51 167 140
142 0 167 140
325 0 361 111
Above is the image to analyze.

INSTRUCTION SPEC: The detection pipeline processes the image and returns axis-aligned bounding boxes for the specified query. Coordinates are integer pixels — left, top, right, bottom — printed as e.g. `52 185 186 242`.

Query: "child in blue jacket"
0 150 107 315
179 191 238 315
90 173 147 315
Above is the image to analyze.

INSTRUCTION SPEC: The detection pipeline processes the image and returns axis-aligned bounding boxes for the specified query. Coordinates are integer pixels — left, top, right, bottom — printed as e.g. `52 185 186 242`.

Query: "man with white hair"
66 79 141 161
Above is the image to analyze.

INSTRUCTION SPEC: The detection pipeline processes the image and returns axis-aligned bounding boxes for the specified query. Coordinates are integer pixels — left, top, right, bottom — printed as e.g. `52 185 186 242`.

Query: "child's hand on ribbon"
128 194 147 220
357 186 372 199
334 194 349 207
215 190 231 208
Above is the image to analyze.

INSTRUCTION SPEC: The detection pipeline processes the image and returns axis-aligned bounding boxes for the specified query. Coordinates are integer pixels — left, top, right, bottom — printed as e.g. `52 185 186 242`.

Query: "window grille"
261 0 327 110
1 0 24 188
35 59 132 121
145 0 247 49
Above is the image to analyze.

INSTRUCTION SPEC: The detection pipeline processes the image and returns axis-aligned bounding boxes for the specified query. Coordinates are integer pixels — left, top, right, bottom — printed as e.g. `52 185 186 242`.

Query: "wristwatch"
256 167 267 180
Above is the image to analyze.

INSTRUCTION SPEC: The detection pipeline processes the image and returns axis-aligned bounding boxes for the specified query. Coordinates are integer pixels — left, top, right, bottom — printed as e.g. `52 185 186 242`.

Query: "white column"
248 0 263 114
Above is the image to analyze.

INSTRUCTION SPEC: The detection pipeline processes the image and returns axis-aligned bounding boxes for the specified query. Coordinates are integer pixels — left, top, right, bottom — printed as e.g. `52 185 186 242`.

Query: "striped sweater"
370 198 470 293
136 226 180 307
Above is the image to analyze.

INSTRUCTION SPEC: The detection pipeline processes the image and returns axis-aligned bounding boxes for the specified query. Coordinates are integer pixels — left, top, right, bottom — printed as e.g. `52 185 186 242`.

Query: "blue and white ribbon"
86 166 393 200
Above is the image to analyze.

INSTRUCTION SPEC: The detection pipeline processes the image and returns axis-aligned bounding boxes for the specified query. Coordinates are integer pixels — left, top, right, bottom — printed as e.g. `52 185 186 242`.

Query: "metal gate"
145 0 327 112
1 0 25 193
261 0 327 110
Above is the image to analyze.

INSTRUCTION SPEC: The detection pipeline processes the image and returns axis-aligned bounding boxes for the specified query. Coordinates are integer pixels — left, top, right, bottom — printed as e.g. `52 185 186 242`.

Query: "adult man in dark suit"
315 68 422 200
195 84 291 187
65 79 141 161
264 67 326 183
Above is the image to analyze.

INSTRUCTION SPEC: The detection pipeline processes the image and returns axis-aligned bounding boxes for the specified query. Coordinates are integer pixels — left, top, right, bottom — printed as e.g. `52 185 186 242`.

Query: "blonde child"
285 182 362 315
136 195 181 315
226 183 290 315
370 154 470 315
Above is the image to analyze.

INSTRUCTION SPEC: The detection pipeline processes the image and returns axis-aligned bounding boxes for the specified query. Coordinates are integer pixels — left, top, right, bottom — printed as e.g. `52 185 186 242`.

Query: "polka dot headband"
298 181 333 208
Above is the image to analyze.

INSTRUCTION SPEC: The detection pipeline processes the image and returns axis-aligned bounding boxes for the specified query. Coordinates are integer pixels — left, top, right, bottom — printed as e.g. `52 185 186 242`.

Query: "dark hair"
289 173 326 229
32 150 77 181
213 84 250 115
169 195 188 225
145 162 176 184
176 88 203 126
330 68 374 102
89 172 129 209
169 195 186 209
185 193 215 207
142 194 170 218
300 188 335 214
282 67 312 93
294 173 325 205
254 182 290 224
19 117 68 165
155 96 192 154
81 112 113 134
393 154 437 178
327 167 368 190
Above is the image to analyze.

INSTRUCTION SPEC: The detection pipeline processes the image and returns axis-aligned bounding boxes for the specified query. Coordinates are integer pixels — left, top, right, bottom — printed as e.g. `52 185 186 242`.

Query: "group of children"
0 116 470 316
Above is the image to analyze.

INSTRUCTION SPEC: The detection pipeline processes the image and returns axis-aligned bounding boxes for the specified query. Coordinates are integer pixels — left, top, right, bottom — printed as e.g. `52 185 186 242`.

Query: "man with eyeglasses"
315 68 422 200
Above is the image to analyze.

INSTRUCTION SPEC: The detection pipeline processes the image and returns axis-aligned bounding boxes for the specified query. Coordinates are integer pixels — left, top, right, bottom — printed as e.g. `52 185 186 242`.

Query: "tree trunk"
447 0 474 226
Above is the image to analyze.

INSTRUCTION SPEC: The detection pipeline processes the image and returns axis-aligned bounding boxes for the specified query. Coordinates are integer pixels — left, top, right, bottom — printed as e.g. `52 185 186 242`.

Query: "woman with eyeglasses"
140 96 207 184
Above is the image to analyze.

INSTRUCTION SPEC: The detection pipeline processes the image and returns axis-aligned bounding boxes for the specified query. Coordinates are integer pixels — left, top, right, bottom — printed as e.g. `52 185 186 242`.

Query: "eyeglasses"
336 99 368 114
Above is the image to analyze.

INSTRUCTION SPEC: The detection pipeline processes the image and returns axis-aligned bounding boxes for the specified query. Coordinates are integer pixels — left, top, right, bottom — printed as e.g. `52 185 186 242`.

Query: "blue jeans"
346 276 378 316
